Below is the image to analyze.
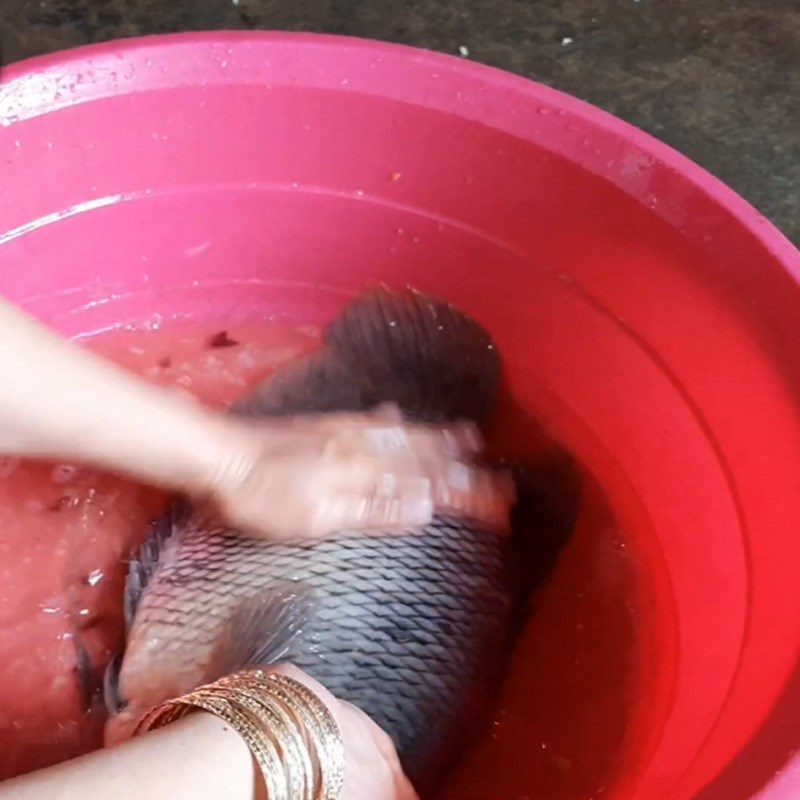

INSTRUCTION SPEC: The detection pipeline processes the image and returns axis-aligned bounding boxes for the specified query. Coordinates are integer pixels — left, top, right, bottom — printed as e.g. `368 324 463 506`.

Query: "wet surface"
0 321 319 779
0 0 798 246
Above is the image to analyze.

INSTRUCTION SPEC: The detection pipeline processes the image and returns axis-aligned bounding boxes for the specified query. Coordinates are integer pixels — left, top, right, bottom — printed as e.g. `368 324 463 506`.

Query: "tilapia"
104 288 526 792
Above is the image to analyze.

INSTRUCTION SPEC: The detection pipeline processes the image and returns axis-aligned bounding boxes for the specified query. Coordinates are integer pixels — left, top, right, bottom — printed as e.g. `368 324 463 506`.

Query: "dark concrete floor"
0 0 798 245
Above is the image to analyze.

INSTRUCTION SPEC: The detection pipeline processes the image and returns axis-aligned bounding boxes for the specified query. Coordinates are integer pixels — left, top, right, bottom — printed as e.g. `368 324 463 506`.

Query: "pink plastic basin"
1 31 799 800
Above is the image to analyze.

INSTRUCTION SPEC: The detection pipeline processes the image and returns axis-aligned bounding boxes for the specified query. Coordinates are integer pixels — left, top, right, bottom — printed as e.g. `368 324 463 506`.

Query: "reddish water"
441 477 657 800
0 321 659 799
0 321 319 779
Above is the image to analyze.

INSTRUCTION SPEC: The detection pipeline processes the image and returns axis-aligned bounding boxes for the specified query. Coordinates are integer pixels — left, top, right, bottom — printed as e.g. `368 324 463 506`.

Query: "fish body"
106 289 521 791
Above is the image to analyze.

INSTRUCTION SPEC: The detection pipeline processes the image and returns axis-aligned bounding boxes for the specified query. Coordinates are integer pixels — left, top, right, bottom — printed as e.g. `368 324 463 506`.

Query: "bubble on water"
458 45 470 57
52 465 78 484
561 37 574 46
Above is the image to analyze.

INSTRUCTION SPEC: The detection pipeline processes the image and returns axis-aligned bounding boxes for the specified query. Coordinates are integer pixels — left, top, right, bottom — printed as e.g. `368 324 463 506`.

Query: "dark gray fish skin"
107 288 522 793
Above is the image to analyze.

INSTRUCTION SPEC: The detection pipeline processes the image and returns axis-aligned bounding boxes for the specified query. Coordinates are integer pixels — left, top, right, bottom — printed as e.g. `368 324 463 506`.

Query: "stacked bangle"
134 669 346 800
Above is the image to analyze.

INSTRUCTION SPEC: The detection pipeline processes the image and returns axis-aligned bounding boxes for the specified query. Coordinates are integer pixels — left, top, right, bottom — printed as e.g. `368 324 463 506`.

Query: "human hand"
266 664 419 800
198 404 514 541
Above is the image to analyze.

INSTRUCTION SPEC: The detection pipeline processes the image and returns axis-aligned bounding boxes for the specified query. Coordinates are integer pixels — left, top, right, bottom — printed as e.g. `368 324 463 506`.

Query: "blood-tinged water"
0 321 319 779
0 321 659 800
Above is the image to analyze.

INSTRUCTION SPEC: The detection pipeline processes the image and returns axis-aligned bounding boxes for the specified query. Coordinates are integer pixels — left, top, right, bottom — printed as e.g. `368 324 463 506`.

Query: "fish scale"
121 516 512 782
106 289 524 794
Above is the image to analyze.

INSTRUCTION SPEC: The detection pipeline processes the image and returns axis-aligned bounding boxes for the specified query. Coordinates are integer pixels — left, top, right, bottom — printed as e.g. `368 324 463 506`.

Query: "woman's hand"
200 405 514 541
266 664 419 800
0 298 512 542
0 665 420 800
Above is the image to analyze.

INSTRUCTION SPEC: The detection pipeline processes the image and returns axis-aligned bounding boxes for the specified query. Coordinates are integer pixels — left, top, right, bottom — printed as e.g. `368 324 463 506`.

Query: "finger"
365 402 405 424
327 421 483 460
309 475 435 535
259 409 484 461
395 773 422 800
341 704 421 800
360 404 477 454
281 407 403 435
429 463 516 531
312 459 515 534
308 460 435 532
342 703 401 765
389 422 483 459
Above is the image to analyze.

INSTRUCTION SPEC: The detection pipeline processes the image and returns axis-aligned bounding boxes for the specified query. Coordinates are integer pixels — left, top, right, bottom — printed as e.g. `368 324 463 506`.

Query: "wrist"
179 414 262 503
74 396 251 500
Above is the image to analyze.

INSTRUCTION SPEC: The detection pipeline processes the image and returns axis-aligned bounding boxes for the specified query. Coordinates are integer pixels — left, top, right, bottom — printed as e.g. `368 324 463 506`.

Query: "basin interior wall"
1 33 800 800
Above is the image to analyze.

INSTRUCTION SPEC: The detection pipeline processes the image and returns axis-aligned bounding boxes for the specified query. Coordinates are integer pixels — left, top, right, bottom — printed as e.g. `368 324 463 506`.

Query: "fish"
104 288 529 793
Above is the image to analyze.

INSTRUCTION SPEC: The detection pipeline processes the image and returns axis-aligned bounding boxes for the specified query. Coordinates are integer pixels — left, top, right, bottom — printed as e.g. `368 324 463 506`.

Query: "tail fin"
236 288 500 424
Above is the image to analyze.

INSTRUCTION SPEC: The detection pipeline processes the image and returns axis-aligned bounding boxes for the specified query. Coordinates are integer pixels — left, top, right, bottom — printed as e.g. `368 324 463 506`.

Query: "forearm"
0 298 230 493
0 298 505 541
0 713 262 800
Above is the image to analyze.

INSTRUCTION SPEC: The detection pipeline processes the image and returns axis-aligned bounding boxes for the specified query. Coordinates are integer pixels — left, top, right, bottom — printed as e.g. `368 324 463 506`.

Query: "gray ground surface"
1 0 798 245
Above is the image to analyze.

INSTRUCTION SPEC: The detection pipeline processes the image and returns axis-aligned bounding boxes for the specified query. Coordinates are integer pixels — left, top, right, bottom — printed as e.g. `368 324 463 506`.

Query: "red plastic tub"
1 32 799 799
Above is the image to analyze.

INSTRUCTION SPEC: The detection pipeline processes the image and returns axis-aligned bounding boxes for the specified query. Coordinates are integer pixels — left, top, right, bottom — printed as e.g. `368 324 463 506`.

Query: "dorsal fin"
236 288 500 424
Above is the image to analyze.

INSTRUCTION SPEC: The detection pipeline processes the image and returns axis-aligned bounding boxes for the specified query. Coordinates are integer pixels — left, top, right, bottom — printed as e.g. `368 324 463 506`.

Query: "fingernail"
367 426 409 453
447 462 473 492
376 473 398 497
371 403 404 423
448 423 483 454
401 495 433 524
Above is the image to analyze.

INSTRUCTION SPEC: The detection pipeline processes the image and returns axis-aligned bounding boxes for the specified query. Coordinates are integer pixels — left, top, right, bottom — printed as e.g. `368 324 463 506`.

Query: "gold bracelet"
217 671 346 800
137 692 289 800
198 684 313 800
134 670 345 800
263 674 345 800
